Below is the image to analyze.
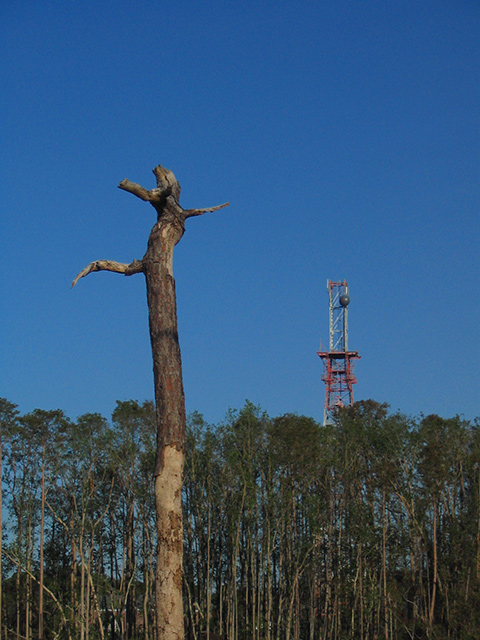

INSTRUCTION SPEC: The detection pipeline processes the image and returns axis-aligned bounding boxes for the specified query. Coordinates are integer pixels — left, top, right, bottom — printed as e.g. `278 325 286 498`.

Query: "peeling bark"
72 164 228 640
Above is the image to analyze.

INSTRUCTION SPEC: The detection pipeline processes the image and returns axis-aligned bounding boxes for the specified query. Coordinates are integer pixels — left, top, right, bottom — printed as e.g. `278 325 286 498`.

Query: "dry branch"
119 167 229 221
71 259 144 288
118 179 158 202
184 202 230 218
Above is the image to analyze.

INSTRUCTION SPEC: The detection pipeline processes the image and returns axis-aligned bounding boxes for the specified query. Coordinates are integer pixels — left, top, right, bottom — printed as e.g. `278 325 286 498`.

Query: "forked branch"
118 167 229 219
71 259 144 288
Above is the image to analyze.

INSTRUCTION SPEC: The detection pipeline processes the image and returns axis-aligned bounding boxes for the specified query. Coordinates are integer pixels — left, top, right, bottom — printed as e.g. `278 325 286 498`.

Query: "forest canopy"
0 397 479 640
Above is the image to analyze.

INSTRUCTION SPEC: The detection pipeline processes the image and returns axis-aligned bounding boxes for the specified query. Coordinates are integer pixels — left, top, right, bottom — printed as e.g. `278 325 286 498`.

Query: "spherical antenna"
339 293 350 307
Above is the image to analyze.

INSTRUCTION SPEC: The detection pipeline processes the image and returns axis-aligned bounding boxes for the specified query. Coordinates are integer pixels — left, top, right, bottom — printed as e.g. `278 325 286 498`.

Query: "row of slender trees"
0 397 479 640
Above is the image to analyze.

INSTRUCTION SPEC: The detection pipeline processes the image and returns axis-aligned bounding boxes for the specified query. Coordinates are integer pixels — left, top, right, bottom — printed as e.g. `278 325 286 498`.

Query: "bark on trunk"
72 164 228 640
138 173 187 640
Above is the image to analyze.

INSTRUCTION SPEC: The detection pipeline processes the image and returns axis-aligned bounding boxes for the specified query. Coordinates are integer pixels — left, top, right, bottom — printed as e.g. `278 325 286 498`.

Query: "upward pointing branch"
184 203 230 218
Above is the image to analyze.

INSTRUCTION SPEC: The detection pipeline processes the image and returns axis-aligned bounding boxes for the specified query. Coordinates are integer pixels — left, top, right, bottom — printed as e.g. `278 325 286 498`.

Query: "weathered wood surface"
73 164 228 640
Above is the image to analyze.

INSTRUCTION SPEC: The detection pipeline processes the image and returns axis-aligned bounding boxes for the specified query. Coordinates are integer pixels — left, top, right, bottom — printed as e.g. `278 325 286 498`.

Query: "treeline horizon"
0 396 479 640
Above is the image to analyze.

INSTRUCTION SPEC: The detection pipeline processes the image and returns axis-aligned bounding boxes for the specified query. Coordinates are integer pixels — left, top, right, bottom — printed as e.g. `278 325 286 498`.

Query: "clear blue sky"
1 0 479 425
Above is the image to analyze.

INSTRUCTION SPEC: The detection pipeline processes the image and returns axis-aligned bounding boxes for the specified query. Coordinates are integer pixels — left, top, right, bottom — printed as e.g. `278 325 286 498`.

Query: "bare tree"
72 164 228 640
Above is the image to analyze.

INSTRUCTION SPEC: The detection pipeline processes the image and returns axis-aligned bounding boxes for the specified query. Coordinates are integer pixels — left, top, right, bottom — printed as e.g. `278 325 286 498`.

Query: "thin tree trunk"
26 519 32 640
206 497 211 640
70 507 77 637
429 501 438 630
86 548 91 640
38 446 46 640
15 562 20 640
126 492 136 640
359 542 364 640
382 491 388 640
265 517 273 640
219 579 223 639
251 530 257 640
110 513 116 640
144 573 150 640
80 528 86 640
141 515 154 640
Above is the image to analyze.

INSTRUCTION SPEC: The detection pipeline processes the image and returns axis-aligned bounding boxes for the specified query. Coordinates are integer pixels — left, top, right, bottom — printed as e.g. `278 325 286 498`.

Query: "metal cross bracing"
317 280 360 426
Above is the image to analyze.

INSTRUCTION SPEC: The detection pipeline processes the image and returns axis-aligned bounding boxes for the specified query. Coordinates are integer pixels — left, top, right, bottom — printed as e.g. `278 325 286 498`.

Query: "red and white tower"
317 280 360 426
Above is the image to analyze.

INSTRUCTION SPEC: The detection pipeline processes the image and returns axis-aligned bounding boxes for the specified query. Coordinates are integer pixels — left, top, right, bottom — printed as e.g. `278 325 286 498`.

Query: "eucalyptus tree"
267 414 321 640
20 409 69 640
328 400 415 640
215 403 268 640
4 411 38 640
55 412 113 640
440 416 479 637
325 402 380 639
183 412 220 640
460 420 480 637
417 414 474 636
111 400 156 640
72 163 228 640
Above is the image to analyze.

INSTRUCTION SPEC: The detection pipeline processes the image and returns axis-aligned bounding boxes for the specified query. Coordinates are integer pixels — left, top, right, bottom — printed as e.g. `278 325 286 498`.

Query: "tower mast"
318 280 360 425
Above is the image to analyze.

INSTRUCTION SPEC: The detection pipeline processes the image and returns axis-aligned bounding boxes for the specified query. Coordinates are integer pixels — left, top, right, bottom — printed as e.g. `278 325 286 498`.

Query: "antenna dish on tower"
317 280 360 426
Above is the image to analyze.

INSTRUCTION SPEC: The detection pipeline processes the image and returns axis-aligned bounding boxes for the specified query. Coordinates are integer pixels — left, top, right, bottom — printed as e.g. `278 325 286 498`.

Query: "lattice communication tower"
317 280 360 426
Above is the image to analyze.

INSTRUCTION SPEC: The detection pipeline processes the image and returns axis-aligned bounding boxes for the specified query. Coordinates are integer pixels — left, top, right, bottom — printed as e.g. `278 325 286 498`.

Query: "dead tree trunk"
72 164 228 640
